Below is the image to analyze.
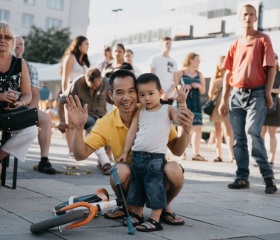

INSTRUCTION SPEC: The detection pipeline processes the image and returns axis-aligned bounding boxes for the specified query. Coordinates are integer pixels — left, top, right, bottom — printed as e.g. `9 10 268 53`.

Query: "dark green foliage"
24 26 71 64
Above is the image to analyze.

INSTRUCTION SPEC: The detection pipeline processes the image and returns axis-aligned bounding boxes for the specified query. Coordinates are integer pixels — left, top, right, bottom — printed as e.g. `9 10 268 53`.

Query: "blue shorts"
126 151 166 210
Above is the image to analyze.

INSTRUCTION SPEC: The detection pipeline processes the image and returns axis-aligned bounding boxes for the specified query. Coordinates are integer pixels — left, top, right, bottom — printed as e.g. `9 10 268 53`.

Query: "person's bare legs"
105 163 133 218
38 110 52 158
267 126 277 164
106 161 185 224
162 161 185 223
191 125 205 160
223 121 234 161
214 122 223 159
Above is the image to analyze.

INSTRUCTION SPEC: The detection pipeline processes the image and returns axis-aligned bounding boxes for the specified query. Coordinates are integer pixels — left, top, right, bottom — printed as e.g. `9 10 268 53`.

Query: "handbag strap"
2 57 19 90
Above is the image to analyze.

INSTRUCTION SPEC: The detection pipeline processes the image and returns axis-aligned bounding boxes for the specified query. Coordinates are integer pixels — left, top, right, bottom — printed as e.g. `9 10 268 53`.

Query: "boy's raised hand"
175 84 189 104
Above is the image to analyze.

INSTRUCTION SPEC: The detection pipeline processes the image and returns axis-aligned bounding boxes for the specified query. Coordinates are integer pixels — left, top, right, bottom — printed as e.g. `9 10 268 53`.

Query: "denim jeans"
126 151 166 210
84 115 98 134
229 88 274 180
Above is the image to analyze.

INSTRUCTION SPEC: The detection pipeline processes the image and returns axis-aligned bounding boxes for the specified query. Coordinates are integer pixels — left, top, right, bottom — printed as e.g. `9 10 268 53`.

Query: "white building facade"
0 0 89 38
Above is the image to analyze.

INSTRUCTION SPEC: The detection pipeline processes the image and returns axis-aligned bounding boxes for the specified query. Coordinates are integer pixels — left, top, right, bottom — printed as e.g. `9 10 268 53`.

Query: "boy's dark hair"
136 73 162 91
109 70 137 91
86 68 101 83
161 36 172 42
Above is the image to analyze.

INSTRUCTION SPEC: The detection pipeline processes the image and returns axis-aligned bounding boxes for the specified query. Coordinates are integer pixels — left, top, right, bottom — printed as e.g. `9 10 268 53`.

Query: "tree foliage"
24 26 71 64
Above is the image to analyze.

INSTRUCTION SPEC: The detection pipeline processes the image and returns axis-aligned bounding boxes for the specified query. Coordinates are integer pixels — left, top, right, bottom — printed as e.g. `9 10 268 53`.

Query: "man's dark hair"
86 68 101 83
109 69 137 91
136 73 162 91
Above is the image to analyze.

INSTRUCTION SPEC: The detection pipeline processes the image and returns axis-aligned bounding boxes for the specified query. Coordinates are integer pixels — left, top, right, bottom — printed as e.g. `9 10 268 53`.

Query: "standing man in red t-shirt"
219 4 277 194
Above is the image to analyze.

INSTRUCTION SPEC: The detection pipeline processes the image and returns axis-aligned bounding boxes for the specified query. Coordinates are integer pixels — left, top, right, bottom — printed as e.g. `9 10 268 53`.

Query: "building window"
47 0 63 10
23 0 35 5
22 14 34 27
0 9 9 21
46 17 62 29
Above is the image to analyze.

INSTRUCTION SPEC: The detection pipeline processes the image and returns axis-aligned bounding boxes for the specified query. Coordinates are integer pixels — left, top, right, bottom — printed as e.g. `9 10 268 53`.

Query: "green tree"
24 26 71 64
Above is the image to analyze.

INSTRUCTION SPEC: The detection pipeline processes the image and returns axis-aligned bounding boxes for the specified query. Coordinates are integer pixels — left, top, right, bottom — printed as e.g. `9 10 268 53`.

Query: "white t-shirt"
149 54 177 94
132 105 171 154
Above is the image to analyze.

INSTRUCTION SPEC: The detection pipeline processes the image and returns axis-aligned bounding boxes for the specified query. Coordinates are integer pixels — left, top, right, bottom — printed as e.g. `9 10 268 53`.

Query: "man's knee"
164 161 184 185
110 163 131 189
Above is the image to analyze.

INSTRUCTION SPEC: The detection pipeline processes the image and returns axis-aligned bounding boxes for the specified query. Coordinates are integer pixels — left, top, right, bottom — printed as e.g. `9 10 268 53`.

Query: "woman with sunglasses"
0 22 37 180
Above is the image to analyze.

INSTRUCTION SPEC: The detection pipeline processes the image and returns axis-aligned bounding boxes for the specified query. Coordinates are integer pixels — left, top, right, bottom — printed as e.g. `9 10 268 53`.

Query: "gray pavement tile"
0 197 61 213
0 233 63 240
216 201 280 221
254 234 280 240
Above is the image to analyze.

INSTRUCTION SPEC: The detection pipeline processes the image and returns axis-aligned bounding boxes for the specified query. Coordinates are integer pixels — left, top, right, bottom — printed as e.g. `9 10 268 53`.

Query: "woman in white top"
60 36 90 157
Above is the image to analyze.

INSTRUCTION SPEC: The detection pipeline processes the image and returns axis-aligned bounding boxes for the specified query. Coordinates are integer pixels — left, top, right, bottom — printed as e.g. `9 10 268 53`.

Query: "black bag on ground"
0 107 38 131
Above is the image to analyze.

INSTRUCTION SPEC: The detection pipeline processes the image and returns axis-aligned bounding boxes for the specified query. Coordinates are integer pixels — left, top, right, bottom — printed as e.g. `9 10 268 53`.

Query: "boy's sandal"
136 218 163 232
192 154 207 162
104 206 126 219
213 157 223 162
123 212 144 227
160 211 185 225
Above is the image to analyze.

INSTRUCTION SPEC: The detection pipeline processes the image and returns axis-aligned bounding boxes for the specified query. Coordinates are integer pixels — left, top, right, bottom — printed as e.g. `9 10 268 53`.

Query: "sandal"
104 206 126 219
160 211 185 226
192 154 207 162
213 157 223 162
123 212 144 227
97 162 112 175
136 218 163 232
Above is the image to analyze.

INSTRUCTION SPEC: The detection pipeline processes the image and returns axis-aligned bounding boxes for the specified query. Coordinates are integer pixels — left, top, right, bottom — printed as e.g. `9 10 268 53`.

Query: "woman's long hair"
60 36 90 75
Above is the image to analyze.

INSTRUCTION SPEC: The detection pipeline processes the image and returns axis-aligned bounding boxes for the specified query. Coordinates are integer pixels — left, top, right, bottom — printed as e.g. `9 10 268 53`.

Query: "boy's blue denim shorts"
126 151 166 210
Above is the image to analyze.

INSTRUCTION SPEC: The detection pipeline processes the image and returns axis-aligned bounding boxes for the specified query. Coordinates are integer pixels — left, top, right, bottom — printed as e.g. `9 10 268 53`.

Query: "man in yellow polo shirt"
65 70 193 225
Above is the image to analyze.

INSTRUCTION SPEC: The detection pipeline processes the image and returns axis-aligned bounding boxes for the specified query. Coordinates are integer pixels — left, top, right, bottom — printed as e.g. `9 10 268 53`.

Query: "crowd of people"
0 3 279 233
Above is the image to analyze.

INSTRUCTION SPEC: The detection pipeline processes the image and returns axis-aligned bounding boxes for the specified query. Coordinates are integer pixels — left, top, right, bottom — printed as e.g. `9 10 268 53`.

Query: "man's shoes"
264 177 277 194
38 158 56 174
228 179 249 189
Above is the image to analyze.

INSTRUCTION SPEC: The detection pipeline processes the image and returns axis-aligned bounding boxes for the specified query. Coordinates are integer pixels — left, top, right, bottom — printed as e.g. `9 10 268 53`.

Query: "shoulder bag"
0 58 38 131
201 88 222 116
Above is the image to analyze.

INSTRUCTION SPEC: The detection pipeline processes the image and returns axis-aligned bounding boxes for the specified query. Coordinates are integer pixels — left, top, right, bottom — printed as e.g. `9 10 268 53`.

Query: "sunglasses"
0 35 13 41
